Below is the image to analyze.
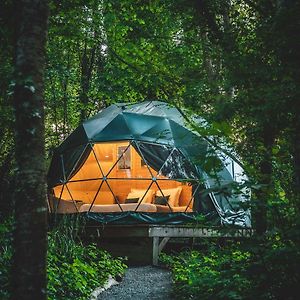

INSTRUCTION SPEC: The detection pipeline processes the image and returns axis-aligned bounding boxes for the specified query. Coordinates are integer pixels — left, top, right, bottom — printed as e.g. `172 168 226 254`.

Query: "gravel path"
97 266 173 300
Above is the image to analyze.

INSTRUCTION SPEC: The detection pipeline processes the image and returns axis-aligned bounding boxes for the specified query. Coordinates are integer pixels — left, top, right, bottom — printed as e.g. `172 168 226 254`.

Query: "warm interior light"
52 142 194 213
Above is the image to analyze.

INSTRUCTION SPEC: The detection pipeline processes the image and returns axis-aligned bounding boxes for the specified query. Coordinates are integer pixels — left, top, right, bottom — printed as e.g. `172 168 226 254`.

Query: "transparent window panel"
70 146 103 181
92 142 117 176
72 180 124 213
108 143 153 179
181 183 199 212
51 139 199 214
157 148 199 181
133 141 173 175
106 179 154 205
62 144 89 182
53 184 64 199
155 178 183 190
130 145 154 178
52 183 83 213
63 180 101 203
87 180 119 205
155 179 195 212
92 141 135 178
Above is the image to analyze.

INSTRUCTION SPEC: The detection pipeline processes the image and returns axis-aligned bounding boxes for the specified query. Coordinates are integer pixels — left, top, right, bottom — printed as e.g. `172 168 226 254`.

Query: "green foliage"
47 230 126 300
161 232 300 300
161 245 252 299
0 218 127 300
0 0 299 298
48 219 127 300
0 219 13 299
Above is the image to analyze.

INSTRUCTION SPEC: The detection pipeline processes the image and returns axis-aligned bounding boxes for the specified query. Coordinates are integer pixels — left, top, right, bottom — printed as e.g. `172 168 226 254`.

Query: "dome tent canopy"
48 101 251 227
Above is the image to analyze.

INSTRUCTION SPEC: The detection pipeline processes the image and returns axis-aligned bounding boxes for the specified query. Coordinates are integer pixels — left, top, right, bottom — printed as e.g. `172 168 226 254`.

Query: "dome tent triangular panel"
139 118 174 145
83 104 122 139
91 114 134 142
168 119 208 152
47 101 251 227
122 112 165 138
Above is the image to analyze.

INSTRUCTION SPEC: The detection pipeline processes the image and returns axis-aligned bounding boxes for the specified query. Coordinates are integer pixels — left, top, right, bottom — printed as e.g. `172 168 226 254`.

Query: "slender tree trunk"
11 0 49 299
0 150 14 216
79 41 96 122
290 122 300 211
253 126 275 235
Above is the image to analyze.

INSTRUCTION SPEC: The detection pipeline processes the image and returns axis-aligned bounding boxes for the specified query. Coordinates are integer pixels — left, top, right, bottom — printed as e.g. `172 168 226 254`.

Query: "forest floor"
97 266 173 300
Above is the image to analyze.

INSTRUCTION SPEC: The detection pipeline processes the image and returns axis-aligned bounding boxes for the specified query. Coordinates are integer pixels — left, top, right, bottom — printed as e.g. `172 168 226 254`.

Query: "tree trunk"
0 150 14 216
253 126 275 235
11 0 49 299
79 42 96 123
290 122 300 211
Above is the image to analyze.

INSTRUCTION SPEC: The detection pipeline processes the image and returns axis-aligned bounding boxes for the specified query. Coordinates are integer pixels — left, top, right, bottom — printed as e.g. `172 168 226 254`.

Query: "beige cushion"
55 189 115 205
156 187 182 207
156 205 192 213
129 189 155 204
79 203 157 213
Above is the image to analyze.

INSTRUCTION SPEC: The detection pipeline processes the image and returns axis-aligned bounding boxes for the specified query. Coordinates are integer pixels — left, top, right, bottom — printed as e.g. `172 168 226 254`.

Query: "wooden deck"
85 224 253 265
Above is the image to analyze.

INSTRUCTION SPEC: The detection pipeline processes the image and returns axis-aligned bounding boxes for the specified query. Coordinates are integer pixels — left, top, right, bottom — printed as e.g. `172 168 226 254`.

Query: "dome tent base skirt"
48 211 223 226
84 211 200 225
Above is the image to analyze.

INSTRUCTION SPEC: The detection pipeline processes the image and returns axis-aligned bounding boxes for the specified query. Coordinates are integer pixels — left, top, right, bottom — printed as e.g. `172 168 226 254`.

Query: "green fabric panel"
83 211 199 225
169 119 194 147
56 125 88 153
123 112 164 138
84 105 121 139
169 120 208 154
140 118 173 144
92 114 134 142
124 101 171 118
132 141 172 173
125 101 184 126
48 211 220 226
47 150 64 187
48 144 89 187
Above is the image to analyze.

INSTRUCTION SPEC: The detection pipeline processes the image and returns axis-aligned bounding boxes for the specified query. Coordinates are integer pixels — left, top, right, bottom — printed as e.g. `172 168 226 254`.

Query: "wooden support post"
152 237 170 266
158 237 170 253
153 236 159 266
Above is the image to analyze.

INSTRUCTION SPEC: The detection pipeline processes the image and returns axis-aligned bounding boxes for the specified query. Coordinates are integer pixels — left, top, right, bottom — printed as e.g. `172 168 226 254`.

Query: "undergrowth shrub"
161 244 252 300
161 231 300 300
47 228 127 300
0 217 127 300
0 218 13 299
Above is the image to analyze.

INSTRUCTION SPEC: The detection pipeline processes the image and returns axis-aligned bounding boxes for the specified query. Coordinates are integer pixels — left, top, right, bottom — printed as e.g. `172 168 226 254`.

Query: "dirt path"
97 266 173 300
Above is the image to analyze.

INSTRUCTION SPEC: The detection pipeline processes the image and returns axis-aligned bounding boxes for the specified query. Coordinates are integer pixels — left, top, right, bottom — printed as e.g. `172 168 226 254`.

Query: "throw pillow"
125 197 139 204
156 187 182 206
130 189 155 203
154 195 170 206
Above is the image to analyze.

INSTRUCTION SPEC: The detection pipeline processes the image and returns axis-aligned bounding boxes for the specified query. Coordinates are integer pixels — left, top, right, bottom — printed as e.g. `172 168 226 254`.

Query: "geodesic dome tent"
47 101 251 227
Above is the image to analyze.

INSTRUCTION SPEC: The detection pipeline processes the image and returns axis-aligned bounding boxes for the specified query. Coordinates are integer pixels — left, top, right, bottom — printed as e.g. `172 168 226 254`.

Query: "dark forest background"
0 1 299 299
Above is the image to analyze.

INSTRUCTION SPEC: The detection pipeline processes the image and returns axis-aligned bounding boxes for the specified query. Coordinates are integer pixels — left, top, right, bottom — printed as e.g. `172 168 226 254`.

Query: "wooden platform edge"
149 227 253 266
149 226 253 238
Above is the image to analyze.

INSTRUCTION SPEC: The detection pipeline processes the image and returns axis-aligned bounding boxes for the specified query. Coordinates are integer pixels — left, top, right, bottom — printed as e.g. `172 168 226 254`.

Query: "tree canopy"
0 0 299 299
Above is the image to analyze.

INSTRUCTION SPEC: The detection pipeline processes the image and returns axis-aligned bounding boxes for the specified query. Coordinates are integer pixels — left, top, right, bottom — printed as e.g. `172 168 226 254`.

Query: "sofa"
50 186 193 213
79 202 157 213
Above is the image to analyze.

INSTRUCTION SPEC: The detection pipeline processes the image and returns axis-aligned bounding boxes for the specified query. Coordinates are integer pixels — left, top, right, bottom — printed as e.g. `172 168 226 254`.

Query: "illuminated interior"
50 141 197 213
